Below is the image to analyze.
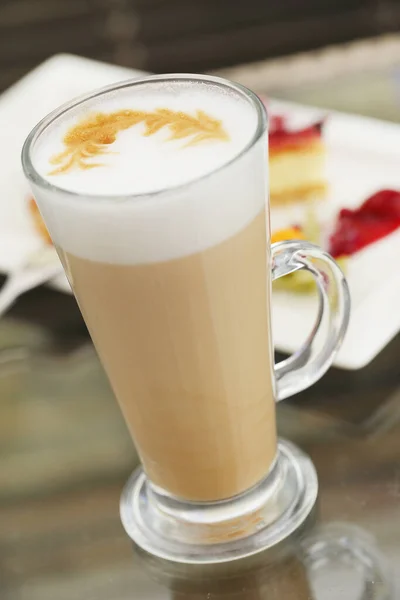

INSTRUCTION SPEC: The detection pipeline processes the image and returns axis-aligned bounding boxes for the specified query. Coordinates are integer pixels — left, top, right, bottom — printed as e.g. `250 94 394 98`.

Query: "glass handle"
271 240 351 402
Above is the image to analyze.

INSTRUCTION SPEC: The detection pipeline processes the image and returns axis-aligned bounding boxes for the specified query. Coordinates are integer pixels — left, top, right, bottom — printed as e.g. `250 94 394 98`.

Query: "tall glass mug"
22 75 350 563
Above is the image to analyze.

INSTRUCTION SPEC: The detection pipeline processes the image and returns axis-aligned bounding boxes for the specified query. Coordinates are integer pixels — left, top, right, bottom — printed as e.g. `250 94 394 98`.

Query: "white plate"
269 99 400 370
0 54 398 370
0 54 147 290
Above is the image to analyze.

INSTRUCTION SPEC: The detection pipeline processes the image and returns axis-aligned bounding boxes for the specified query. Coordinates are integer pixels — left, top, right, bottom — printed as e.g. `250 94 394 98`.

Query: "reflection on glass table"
137 520 393 599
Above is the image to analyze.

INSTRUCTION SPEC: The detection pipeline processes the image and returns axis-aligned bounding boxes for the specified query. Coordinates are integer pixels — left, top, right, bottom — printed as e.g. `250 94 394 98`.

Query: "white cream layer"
31 78 268 264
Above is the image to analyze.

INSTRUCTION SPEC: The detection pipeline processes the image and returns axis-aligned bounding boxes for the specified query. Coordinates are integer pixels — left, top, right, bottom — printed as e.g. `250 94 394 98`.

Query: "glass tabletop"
2 50 400 599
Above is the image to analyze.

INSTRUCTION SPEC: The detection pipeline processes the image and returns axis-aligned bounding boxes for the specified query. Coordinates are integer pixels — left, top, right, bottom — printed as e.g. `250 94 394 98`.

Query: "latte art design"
49 108 229 175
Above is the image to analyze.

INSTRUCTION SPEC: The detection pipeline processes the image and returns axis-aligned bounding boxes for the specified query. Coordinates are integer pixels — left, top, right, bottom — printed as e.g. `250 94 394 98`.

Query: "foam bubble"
29 77 268 264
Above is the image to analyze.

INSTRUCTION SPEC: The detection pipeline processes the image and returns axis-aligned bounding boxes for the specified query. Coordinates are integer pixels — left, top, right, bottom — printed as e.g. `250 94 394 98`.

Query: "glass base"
120 439 318 564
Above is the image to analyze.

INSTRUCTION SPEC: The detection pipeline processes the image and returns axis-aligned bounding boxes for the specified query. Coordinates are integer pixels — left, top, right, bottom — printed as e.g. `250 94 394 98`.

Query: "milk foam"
29 77 268 264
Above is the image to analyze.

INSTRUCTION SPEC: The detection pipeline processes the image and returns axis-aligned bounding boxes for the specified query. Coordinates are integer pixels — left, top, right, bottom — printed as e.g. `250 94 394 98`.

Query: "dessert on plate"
268 114 327 205
328 189 400 258
271 207 323 294
271 189 400 294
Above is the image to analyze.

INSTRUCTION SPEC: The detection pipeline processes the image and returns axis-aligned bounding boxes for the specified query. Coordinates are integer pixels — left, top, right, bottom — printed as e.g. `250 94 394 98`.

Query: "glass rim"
21 73 267 202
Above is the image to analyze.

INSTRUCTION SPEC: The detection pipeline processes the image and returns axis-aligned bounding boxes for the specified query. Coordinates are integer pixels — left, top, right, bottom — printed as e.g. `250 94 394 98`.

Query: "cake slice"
269 115 327 204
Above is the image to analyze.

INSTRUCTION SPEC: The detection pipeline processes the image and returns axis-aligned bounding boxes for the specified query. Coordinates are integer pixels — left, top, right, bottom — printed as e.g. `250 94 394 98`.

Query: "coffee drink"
29 78 275 501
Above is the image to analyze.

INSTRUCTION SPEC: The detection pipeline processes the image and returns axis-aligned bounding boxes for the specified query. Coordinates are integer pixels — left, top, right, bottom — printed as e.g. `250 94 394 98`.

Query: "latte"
28 77 275 501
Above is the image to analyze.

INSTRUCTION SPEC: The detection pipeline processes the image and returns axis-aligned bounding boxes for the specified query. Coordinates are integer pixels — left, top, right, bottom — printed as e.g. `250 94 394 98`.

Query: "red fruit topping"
269 115 285 131
268 114 324 152
328 190 400 258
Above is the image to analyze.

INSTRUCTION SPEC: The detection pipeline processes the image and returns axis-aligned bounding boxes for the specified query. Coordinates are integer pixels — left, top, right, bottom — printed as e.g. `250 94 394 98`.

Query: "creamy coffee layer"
30 79 265 264
58 208 276 501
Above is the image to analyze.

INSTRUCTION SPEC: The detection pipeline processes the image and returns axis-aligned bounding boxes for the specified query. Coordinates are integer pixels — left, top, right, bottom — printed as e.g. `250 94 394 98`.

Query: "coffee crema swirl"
49 108 229 175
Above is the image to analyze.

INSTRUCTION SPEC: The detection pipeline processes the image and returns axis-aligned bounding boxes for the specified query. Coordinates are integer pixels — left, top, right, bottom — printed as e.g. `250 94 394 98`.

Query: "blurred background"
1 0 400 89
